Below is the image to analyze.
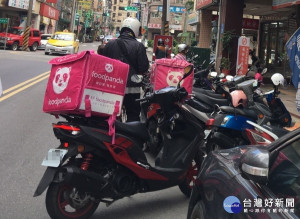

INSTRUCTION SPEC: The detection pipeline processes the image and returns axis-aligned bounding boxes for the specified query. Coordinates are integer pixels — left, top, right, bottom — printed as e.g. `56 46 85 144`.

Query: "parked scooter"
34 67 205 219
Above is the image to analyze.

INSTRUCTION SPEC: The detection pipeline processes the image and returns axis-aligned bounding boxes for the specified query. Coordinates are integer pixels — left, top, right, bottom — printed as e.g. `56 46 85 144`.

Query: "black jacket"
103 32 149 87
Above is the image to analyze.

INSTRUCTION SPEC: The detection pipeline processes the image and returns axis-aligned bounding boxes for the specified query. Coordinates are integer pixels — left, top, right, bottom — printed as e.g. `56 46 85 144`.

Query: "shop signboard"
8 0 36 10
196 0 213 10
158 6 184 13
188 12 199 25
272 0 300 9
148 23 162 29
236 36 250 76
40 3 59 20
46 0 57 3
153 35 173 61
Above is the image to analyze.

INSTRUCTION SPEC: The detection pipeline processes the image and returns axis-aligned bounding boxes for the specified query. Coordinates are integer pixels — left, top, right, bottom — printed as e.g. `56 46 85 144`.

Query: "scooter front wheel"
46 182 100 219
178 158 200 197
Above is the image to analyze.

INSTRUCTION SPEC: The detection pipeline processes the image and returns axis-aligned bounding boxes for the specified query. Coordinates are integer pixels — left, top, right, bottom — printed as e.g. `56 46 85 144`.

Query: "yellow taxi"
45 32 79 55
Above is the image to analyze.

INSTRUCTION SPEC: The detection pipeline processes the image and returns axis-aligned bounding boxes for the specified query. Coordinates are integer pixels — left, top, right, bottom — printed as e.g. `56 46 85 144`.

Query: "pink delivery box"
150 58 194 94
43 50 129 117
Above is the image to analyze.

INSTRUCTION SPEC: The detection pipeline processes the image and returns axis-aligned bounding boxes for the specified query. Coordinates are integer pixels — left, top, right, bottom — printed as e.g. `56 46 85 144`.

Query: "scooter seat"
219 106 257 121
193 87 224 99
194 92 229 107
186 98 213 113
115 121 149 141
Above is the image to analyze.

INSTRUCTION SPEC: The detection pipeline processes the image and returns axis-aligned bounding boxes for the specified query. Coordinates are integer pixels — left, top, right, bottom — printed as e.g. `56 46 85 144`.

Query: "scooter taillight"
205 118 215 129
52 124 81 135
245 128 274 146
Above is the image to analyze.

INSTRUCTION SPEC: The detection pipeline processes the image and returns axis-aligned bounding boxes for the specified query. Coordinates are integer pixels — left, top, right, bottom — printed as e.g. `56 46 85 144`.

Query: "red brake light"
52 124 80 131
64 142 69 148
206 118 215 127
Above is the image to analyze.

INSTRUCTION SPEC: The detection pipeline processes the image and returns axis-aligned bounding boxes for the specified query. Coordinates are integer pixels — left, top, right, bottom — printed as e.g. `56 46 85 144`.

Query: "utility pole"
161 0 170 35
22 0 34 51
70 0 77 33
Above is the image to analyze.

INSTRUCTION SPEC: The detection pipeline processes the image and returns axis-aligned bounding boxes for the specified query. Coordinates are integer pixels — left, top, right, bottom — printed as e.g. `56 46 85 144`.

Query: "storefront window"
260 22 288 71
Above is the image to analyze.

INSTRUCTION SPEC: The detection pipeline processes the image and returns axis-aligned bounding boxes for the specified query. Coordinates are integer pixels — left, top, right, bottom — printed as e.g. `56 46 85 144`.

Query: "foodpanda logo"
166 71 184 87
52 67 71 94
105 64 113 73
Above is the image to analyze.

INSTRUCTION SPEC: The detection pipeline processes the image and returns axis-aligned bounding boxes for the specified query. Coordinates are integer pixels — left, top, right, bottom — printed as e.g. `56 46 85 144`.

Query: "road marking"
3 71 50 94
0 73 49 102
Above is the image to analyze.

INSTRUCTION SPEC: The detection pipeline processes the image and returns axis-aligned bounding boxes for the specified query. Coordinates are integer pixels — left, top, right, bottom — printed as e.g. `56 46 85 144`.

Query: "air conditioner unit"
175 20 180 25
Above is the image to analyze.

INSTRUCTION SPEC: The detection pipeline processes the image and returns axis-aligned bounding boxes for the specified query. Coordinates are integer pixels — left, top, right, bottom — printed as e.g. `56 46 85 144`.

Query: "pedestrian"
155 38 170 59
249 49 259 68
103 17 149 122
174 44 189 61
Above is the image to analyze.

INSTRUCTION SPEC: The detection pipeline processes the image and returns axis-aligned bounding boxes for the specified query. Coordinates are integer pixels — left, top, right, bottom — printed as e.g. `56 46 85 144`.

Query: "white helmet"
271 73 284 86
178 44 189 53
121 17 141 38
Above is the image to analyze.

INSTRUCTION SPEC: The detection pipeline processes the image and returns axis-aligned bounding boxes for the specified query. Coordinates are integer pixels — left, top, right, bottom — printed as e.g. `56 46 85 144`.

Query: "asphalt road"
0 43 190 219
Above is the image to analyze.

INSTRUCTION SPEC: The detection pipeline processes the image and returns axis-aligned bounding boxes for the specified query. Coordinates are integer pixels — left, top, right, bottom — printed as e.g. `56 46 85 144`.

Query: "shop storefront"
259 14 297 76
39 3 59 34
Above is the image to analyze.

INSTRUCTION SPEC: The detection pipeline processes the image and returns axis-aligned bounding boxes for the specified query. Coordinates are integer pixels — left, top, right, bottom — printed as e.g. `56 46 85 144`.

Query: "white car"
38 34 52 50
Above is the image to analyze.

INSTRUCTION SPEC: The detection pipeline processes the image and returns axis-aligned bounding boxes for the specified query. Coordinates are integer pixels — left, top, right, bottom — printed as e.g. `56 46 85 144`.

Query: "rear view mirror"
262 68 267 75
240 148 269 184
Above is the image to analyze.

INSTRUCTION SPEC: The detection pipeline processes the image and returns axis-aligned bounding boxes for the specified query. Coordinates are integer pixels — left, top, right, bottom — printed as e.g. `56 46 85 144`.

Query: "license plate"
55 48 61 51
42 149 68 167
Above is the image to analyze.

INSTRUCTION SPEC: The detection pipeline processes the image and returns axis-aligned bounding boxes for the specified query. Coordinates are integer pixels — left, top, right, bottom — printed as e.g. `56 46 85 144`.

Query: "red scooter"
34 68 205 219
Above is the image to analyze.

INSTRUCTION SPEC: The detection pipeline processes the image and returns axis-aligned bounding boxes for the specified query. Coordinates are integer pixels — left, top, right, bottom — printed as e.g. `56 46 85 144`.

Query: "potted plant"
221 30 234 74
220 57 231 74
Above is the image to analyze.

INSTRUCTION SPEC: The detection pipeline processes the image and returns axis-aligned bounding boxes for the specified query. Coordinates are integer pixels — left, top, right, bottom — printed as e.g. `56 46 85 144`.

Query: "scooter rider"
174 44 189 61
103 17 149 122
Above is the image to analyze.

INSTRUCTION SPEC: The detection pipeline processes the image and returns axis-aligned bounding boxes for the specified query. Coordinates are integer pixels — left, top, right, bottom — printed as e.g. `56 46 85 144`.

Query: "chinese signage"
78 0 92 10
0 18 8 24
148 23 162 29
242 18 259 30
8 0 36 9
158 6 185 13
236 36 250 75
40 3 59 20
46 0 57 3
188 13 199 25
142 7 148 27
272 0 300 9
196 0 213 10
242 198 295 214
213 15 259 30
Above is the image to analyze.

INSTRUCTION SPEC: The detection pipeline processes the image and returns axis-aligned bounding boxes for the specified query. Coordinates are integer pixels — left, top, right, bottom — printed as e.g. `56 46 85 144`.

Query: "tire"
11 42 19 51
46 182 100 219
30 42 38 51
45 51 49 55
190 200 206 219
179 157 201 197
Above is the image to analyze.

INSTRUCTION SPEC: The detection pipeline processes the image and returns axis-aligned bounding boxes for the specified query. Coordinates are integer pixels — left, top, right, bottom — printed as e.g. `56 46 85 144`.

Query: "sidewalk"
262 84 300 124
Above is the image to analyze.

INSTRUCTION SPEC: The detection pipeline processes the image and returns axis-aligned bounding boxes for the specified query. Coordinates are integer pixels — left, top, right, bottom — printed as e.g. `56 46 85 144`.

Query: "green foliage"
191 40 197 47
221 57 231 70
221 30 234 54
148 40 153 48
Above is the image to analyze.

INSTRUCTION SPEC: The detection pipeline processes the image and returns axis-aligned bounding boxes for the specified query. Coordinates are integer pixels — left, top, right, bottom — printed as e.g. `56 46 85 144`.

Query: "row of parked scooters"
33 62 294 219
141 63 292 161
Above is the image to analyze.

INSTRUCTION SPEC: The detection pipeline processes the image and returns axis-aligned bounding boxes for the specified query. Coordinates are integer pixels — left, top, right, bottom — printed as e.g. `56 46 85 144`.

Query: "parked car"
187 128 300 219
38 34 52 50
0 26 41 51
103 35 115 45
44 32 79 55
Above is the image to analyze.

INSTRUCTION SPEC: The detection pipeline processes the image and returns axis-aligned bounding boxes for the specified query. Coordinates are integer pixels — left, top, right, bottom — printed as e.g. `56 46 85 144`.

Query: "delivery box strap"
107 100 120 144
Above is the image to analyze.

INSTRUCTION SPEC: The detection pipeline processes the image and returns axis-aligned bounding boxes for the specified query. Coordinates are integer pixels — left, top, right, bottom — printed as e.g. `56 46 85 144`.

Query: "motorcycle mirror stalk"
177 65 193 88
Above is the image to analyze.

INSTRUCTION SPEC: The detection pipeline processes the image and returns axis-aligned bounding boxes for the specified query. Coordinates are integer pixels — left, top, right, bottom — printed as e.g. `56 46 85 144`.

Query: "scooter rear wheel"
46 182 99 219
178 158 200 197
